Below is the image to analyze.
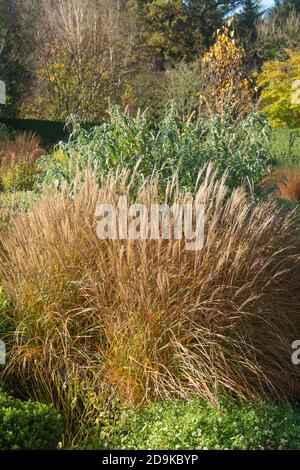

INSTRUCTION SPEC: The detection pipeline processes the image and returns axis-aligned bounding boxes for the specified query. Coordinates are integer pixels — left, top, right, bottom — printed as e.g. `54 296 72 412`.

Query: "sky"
262 0 275 8
233 1 275 14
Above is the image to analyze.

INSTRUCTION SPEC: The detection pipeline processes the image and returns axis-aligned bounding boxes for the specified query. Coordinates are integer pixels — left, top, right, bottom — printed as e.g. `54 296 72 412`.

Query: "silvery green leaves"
39 106 272 194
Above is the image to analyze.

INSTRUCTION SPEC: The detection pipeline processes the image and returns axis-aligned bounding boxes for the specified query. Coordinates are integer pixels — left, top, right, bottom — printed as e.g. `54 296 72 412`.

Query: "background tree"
132 0 242 68
237 0 262 41
159 60 201 119
257 49 300 127
273 0 300 16
0 0 38 117
255 10 300 61
21 0 148 121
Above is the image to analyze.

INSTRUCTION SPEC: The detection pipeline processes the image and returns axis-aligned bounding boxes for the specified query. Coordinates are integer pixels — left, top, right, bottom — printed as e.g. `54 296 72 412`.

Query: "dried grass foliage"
1 165 300 410
0 132 44 170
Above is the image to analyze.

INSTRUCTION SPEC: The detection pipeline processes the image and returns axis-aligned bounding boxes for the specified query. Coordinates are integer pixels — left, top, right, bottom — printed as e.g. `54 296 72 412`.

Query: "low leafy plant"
88 399 300 450
39 106 272 192
0 390 62 450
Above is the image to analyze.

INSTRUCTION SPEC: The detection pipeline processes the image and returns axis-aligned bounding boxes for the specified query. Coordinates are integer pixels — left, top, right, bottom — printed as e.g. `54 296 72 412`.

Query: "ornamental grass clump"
264 165 300 202
0 166 300 423
0 132 44 191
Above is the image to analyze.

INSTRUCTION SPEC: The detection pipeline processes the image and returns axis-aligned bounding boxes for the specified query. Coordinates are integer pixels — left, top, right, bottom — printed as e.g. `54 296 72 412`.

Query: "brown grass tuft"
263 165 300 202
1 166 300 418
0 132 45 190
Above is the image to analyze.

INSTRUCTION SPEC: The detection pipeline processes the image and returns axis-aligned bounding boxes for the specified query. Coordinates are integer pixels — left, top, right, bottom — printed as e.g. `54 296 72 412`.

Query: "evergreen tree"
132 0 242 67
237 0 262 40
273 0 300 15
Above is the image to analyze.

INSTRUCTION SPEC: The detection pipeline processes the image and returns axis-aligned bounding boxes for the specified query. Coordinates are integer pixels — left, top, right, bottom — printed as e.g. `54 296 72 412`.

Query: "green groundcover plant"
86 399 300 451
0 390 62 450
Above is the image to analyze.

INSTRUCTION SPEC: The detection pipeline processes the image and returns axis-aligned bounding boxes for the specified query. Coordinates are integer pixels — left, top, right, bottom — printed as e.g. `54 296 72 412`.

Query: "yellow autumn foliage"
200 19 253 118
257 50 300 128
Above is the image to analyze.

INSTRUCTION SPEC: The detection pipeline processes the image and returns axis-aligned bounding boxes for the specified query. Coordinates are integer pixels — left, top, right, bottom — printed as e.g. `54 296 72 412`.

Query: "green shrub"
0 390 62 450
90 399 300 450
160 62 201 120
1 163 36 192
269 128 300 167
40 107 272 192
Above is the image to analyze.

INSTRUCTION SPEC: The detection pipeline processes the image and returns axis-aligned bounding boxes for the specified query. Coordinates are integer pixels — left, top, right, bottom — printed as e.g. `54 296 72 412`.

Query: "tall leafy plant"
40 106 272 192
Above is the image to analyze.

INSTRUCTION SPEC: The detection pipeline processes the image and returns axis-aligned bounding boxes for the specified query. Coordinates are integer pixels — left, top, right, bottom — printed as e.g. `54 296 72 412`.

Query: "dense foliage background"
1 0 300 452
0 0 299 126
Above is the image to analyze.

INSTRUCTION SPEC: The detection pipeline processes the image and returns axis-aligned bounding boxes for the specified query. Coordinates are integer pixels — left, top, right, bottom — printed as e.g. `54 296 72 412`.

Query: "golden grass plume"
1 165 300 414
